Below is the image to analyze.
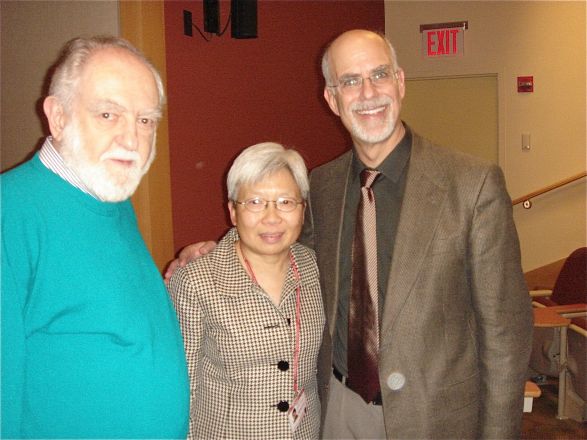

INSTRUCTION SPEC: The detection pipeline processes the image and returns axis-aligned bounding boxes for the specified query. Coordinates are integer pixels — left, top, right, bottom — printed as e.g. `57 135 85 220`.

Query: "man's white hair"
49 35 165 113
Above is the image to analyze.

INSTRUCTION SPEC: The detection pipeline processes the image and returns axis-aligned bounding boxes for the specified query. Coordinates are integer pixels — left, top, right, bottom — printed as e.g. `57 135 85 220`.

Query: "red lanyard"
291 254 302 394
243 250 302 394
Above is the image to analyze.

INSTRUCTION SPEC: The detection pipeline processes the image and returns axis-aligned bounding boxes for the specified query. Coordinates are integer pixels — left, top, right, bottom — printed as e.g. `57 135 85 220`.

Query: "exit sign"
420 21 467 58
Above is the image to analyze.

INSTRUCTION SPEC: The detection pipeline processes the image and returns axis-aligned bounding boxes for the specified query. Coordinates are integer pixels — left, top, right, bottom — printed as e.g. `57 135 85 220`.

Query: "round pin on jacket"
387 372 406 390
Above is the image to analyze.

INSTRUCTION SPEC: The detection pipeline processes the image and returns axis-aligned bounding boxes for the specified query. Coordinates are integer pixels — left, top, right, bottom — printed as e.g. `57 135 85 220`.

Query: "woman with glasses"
168 142 325 440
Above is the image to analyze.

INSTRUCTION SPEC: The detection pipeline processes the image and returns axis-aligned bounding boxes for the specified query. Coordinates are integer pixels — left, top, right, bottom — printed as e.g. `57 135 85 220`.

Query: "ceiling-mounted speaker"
231 0 257 39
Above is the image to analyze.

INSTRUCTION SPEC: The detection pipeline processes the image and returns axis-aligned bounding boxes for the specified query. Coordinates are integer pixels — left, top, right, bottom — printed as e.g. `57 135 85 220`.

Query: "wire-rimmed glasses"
233 197 304 213
328 65 398 95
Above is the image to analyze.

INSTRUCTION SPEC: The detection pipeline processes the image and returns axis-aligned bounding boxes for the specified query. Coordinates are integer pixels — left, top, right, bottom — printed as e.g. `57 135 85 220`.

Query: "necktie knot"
361 169 380 189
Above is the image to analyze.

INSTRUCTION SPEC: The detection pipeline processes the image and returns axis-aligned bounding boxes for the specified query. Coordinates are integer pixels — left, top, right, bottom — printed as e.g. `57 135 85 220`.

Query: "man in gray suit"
305 29 533 439
167 29 533 439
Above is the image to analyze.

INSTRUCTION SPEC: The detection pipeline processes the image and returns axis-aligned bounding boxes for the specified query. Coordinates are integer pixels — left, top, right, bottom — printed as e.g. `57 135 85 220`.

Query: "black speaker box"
231 0 257 39
204 0 220 34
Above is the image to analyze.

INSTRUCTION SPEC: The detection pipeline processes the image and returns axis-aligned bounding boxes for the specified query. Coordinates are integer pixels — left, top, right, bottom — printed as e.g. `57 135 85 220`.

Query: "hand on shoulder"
164 241 217 281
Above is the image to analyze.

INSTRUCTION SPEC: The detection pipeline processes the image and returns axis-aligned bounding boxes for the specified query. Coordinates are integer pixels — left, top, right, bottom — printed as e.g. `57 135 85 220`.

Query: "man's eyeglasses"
233 197 304 213
328 66 398 94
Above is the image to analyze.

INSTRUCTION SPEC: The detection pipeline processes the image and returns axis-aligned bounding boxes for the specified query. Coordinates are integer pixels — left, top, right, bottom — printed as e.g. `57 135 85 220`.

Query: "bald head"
321 30 400 86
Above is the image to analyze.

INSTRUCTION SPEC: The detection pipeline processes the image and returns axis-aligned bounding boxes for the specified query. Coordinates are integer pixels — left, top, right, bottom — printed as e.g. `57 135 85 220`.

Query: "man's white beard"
59 119 156 202
348 96 396 145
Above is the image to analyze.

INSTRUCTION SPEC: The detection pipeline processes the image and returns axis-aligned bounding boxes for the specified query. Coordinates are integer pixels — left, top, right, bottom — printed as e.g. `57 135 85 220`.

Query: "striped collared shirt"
38 137 96 199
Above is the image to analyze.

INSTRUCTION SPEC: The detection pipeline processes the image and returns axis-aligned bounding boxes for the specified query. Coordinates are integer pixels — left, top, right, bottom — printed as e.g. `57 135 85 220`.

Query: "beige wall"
1 1 119 172
386 1 586 271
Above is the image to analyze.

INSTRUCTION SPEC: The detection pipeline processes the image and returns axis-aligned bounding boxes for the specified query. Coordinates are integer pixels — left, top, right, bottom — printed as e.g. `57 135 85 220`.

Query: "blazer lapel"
381 137 448 337
314 153 352 335
213 228 256 298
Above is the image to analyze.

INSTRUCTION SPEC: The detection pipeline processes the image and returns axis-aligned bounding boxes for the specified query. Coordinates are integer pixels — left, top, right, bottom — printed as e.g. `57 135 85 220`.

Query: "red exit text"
423 28 464 57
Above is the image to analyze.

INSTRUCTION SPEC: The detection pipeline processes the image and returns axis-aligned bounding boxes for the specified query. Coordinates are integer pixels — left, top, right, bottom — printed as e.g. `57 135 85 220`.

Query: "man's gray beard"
349 96 396 145
59 120 156 202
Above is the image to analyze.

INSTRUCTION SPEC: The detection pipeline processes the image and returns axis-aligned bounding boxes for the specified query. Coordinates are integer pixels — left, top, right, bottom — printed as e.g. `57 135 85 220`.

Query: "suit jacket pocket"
436 371 480 413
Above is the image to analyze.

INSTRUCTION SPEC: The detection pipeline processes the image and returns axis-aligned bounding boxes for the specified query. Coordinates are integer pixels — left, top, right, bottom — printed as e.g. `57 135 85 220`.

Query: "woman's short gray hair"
227 142 309 201
49 35 165 113
321 30 400 87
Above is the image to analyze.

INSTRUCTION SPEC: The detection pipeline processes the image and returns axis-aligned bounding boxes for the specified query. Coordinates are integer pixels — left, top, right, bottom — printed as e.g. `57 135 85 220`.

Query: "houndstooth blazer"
169 228 325 440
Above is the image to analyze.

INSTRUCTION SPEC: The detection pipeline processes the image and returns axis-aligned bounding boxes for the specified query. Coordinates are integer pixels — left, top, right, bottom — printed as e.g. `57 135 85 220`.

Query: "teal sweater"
1 154 189 438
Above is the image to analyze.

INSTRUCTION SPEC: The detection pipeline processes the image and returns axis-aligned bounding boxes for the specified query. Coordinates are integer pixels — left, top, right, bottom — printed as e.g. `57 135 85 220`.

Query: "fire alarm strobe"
518 76 534 93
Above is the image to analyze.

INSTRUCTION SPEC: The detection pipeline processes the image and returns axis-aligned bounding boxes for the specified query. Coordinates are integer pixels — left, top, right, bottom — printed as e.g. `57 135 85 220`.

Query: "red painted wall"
164 0 384 252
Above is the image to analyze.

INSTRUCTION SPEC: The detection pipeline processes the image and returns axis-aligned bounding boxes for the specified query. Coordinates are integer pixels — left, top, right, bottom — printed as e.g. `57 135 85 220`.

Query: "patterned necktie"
348 169 381 403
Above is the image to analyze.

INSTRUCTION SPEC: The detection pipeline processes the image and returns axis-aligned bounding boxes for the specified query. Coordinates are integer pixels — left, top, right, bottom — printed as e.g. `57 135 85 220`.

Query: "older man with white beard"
1 36 189 438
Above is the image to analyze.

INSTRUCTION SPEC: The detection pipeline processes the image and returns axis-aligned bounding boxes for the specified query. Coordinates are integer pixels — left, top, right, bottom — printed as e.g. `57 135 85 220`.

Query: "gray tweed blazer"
301 130 533 439
169 228 325 440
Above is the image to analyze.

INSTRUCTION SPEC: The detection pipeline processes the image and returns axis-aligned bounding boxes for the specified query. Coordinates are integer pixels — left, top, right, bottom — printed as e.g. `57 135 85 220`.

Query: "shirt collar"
352 124 412 183
38 136 97 199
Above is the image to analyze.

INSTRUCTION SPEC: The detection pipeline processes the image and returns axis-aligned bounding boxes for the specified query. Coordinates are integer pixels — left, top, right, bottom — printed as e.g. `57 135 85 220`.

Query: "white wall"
386 0 586 271
1 1 119 172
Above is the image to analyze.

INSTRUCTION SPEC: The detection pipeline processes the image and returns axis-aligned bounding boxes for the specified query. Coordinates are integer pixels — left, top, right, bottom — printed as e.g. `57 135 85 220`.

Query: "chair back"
551 247 587 305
